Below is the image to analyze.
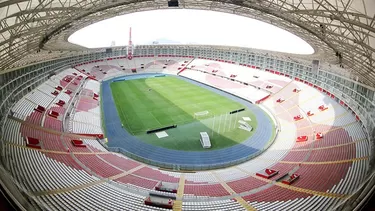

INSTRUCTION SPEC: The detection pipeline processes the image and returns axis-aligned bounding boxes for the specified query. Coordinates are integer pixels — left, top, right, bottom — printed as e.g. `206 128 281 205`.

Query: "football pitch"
110 76 259 151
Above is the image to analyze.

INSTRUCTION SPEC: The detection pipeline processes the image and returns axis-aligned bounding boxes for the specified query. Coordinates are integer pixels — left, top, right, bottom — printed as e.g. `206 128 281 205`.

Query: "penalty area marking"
155 131 169 139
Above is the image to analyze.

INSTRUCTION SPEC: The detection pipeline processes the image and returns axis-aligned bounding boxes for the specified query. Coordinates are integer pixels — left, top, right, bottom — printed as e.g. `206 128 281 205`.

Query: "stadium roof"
0 0 374 85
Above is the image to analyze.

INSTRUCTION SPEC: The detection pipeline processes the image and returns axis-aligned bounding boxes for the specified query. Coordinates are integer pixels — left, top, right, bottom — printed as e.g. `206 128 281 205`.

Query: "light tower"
127 27 133 60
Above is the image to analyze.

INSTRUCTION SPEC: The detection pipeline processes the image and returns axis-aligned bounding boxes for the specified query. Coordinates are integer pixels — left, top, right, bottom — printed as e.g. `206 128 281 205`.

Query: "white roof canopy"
0 0 374 86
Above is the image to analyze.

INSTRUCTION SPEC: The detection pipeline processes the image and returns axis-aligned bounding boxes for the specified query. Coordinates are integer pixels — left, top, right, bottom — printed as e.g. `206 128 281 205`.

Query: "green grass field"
110 76 258 151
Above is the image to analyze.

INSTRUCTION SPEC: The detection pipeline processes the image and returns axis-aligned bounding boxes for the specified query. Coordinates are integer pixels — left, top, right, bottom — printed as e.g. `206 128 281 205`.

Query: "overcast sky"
68 9 314 55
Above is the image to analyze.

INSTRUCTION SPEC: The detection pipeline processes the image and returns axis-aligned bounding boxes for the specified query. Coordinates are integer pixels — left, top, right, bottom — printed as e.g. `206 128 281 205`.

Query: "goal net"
194 111 209 119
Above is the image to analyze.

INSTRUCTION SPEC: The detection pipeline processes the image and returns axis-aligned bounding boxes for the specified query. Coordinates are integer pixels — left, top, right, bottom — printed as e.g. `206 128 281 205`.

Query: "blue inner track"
102 73 274 168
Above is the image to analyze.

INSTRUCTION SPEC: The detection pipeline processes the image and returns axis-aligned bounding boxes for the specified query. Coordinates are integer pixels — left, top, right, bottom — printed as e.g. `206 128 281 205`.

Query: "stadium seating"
186 59 291 94
227 176 269 192
179 69 270 103
1 58 371 211
184 184 229 197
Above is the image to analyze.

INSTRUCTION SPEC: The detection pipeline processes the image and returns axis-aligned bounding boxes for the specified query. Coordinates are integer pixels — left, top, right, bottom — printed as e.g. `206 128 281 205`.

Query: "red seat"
48 110 59 118
51 90 59 96
55 86 63 91
316 132 323 140
307 111 314 116
34 105 46 113
318 105 328 111
296 136 308 142
56 100 65 106
294 115 303 121
276 98 284 103
293 88 301 93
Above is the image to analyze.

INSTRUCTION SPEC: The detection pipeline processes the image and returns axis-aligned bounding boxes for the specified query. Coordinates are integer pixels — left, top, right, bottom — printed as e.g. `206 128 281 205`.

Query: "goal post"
194 111 209 119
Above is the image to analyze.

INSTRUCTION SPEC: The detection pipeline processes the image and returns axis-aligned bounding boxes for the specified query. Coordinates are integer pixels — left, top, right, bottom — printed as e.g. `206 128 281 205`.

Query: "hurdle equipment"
229 108 245 114
147 125 177 134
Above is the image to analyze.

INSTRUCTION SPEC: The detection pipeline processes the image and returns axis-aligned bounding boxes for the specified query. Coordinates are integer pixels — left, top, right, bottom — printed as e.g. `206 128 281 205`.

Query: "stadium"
0 1 374 211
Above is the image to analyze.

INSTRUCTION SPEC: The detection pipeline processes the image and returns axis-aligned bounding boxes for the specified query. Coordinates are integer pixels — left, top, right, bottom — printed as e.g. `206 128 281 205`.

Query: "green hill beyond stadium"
110 76 259 151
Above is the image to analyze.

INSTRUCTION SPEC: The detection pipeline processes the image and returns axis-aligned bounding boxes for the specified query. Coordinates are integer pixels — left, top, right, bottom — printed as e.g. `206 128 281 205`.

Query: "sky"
68 9 314 55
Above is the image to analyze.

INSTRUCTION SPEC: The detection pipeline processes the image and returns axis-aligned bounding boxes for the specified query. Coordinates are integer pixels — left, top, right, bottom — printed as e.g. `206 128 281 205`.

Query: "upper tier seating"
180 69 270 103
187 59 291 94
